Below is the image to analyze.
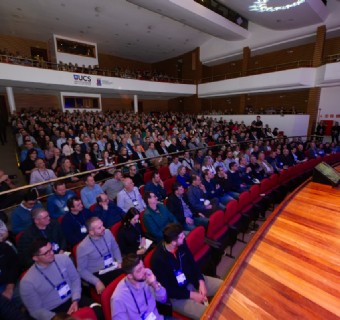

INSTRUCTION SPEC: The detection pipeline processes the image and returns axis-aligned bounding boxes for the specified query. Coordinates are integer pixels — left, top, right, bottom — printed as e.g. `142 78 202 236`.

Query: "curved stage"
203 179 340 319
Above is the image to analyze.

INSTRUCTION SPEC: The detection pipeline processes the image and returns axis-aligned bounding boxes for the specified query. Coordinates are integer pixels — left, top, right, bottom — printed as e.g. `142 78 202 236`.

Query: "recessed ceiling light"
249 0 306 12
16 8 22 11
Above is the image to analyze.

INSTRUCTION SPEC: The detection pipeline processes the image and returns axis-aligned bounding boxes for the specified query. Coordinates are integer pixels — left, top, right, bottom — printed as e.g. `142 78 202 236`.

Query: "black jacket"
151 241 204 300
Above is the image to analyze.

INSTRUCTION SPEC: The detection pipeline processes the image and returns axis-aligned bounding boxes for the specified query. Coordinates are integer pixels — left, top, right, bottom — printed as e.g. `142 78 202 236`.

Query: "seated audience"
18 208 67 269
214 166 239 200
0 230 21 312
176 165 192 189
228 162 250 193
182 151 194 171
187 174 219 217
0 170 21 210
20 149 38 182
20 140 45 163
132 144 149 172
142 191 177 243
278 148 296 168
169 156 181 177
117 178 146 213
111 253 166 319
101 170 124 201
30 158 57 195
61 197 93 247
117 208 147 256
11 190 43 235
47 182 76 219
167 182 208 231
201 156 216 175
76 217 123 294
144 171 167 202
20 238 102 320
257 152 274 177
57 158 81 189
151 223 222 320
80 175 104 209
127 165 144 188
93 193 125 228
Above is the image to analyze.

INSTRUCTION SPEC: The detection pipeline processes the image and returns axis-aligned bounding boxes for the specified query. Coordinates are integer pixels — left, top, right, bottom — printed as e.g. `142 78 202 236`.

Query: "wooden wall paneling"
323 35 340 58
248 42 315 71
11 93 60 112
98 53 151 72
0 34 48 59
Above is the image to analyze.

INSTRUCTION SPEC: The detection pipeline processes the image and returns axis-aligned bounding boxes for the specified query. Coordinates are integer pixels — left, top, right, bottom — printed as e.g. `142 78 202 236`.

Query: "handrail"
0 54 195 84
323 53 340 64
0 134 322 210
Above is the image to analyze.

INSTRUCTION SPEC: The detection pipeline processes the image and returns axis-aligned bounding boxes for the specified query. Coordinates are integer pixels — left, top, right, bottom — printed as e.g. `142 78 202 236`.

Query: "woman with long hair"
117 207 146 256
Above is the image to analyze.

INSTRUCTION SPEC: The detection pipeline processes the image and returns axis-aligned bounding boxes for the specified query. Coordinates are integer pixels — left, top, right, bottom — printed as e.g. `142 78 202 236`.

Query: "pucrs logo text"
73 74 91 82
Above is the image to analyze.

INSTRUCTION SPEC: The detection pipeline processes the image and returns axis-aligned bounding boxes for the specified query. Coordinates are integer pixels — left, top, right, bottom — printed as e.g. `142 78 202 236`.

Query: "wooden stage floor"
203 181 340 320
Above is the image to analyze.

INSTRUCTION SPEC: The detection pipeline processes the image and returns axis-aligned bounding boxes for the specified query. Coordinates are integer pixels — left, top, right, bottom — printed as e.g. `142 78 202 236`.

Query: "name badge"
56 281 71 299
103 254 113 268
51 242 59 253
200 198 204 202
175 270 187 286
64 206 69 212
133 200 139 206
80 225 87 234
143 312 157 320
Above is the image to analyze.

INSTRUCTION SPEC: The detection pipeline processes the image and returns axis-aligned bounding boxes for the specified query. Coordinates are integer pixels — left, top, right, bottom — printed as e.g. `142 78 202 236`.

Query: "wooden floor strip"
202 182 340 319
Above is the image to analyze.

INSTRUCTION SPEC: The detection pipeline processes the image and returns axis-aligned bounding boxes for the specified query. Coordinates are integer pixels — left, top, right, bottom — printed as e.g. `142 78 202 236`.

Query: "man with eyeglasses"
11 190 43 235
20 238 103 320
151 223 222 320
17 208 67 269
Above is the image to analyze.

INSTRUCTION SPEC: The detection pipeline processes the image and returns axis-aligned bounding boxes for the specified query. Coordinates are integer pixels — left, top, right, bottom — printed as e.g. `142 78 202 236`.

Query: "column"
306 25 326 136
133 95 138 113
6 87 16 114
239 47 251 114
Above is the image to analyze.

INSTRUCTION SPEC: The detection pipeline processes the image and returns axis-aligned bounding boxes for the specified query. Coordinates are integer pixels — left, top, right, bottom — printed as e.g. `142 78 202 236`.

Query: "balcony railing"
0 54 195 84
201 60 313 83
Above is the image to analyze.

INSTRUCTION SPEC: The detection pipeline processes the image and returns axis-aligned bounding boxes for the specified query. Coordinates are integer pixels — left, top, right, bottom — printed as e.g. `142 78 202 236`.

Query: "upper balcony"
0 55 196 99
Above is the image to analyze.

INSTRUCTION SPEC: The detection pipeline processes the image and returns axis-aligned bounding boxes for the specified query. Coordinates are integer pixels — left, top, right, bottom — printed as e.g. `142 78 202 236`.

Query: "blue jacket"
61 209 94 247
11 202 43 235
144 182 167 201
93 201 126 228
47 190 76 219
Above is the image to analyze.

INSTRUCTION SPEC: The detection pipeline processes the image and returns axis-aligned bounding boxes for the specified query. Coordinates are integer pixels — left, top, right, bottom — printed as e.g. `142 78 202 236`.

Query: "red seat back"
224 199 239 225
143 247 156 269
159 166 171 181
110 221 122 239
101 273 126 320
164 177 176 195
186 226 210 263
206 210 227 241
72 307 97 320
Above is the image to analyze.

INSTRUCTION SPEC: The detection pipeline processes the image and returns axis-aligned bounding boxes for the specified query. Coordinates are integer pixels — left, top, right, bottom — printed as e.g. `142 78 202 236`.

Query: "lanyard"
38 169 51 181
68 211 86 227
90 236 110 257
35 261 65 289
125 279 148 316
125 189 137 201
163 243 183 272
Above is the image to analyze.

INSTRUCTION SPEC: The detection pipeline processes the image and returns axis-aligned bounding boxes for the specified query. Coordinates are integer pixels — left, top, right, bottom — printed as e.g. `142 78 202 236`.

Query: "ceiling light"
249 0 306 12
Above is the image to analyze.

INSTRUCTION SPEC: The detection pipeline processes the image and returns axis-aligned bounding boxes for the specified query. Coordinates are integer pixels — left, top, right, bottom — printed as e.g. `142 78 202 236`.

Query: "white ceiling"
0 0 332 64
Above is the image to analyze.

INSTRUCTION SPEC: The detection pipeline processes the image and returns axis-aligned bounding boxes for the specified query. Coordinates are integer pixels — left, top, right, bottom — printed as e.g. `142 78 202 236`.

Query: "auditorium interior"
0 0 340 319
